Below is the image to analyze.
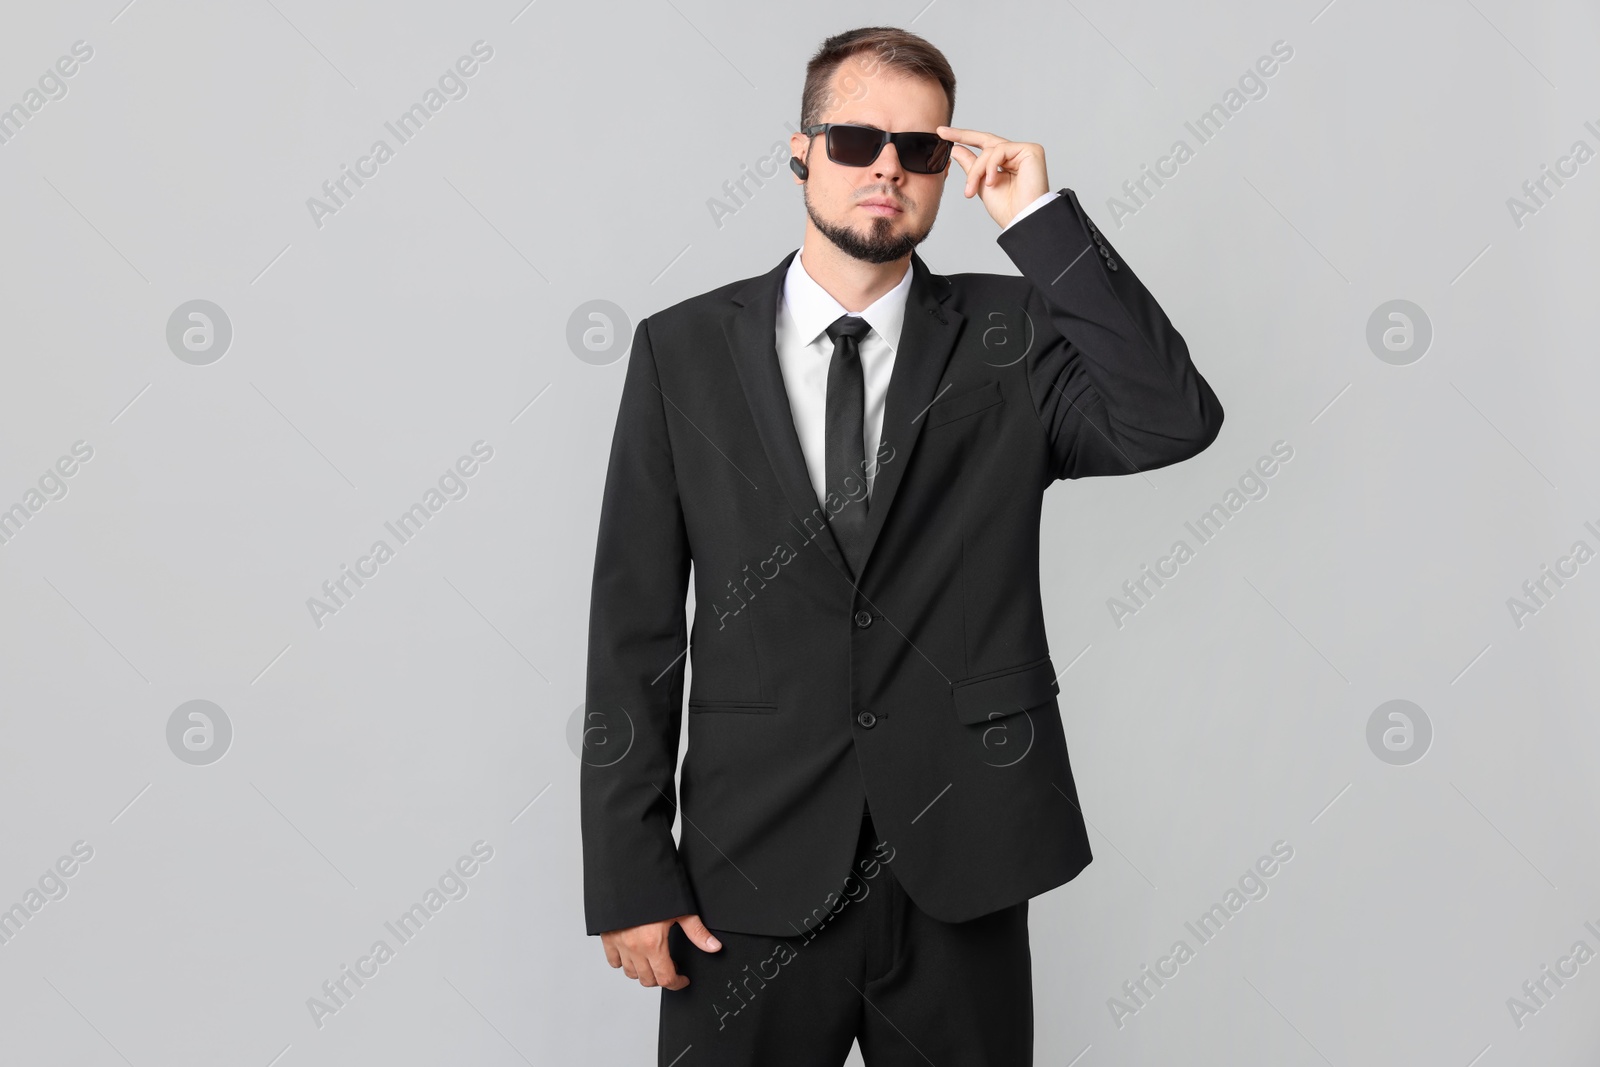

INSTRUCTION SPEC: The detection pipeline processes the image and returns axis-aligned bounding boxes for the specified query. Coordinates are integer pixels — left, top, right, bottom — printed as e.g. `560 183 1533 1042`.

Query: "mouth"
858 199 903 217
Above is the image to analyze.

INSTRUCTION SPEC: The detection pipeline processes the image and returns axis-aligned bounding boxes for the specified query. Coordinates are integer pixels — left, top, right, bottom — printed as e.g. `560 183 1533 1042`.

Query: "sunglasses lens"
828 125 884 166
897 133 950 173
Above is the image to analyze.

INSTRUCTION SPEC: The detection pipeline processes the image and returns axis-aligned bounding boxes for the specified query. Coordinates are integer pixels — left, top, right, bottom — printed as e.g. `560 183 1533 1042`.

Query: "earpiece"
789 155 808 181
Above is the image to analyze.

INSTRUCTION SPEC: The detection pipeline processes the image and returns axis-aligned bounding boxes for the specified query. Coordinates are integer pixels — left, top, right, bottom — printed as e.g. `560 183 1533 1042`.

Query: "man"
582 25 1224 1065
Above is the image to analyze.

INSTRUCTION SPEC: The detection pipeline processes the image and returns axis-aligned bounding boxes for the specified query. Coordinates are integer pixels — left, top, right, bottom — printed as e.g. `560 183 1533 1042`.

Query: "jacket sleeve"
581 316 698 936
996 187 1224 480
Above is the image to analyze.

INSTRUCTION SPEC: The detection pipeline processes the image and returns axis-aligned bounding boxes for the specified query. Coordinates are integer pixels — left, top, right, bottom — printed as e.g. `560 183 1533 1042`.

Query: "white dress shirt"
774 190 1059 508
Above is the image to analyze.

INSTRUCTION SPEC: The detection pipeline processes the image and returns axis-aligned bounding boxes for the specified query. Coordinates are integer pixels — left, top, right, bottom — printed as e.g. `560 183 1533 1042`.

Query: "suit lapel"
725 251 853 581
723 249 964 586
855 253 963 578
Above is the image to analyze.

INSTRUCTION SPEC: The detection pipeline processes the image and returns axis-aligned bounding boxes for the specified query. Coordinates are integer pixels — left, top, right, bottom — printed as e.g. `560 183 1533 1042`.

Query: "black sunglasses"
802 123 954 174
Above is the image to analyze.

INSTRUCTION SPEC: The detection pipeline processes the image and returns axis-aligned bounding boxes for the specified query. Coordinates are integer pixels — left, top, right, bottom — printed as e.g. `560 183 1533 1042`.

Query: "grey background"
2 0 1597 1064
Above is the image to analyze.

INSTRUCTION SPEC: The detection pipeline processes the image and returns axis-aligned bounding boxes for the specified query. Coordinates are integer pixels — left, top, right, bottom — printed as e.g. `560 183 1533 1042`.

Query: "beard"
804 185 933 265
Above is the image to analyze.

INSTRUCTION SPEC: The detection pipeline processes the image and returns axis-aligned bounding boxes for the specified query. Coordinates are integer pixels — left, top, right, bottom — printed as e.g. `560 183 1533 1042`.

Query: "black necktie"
824 314 872 572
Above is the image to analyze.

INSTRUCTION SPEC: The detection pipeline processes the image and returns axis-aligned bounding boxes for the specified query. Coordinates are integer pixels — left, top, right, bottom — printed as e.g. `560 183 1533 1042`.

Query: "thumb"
676 914 722 953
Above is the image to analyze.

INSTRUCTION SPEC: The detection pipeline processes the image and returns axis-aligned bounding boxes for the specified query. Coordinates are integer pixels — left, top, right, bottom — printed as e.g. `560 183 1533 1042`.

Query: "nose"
870 142 905 183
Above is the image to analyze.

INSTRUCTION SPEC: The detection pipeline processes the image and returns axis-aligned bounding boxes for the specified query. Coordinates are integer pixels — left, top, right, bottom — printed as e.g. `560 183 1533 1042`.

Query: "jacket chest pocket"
688 699 777 715
950 655 1058 725
925 380 1004 428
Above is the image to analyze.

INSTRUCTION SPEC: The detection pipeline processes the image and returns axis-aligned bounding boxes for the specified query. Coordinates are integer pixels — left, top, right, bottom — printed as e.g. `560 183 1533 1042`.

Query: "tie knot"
825 314 873 347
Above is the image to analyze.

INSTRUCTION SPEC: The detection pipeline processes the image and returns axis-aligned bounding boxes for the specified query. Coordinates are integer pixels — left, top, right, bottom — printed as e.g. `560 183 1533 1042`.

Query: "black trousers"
658 811 1033 1065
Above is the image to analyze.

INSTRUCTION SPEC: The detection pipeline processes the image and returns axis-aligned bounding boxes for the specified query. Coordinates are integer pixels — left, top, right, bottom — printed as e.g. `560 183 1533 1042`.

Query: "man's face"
792 63 950 265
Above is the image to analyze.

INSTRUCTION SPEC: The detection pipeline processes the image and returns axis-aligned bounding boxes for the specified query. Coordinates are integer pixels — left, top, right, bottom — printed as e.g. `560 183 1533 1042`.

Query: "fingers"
937 124 1002 150
600 923 693 990
677 914 723 954
948 140 1019 197
649 944 689 991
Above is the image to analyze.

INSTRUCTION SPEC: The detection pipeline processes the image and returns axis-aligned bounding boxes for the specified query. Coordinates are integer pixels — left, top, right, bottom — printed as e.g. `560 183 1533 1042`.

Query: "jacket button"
854 610 872 628
856 710 877 728
1107 258 1119 270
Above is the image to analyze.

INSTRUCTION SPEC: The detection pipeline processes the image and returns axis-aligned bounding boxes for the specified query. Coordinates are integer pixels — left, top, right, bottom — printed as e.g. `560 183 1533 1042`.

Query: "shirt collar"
781 248 913 352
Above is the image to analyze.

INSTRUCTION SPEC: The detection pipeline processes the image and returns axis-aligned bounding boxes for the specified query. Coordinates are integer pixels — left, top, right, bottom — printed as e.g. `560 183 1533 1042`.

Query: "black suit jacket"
582 188 1223 937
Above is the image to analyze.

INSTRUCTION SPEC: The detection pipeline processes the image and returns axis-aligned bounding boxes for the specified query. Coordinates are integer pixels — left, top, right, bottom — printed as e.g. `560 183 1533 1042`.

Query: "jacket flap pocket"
926 380 1003 427
688 699 777 714
951 656 1058 725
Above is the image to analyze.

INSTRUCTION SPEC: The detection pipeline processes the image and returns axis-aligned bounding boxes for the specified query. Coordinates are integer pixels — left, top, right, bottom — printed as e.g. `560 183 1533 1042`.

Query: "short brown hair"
799 27 956 130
